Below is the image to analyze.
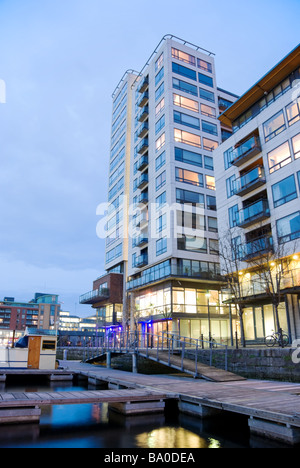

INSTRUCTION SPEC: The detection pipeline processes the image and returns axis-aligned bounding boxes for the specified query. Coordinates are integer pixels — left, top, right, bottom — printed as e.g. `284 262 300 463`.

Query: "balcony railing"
137 91 149 108
136 213 148 228
237 199 270 228
137 121 149 139
137 106 149 122
136 236 148 247
137 191 148 206
243 236 273 262
137 75 149 94
137 172 148 189
233 166 266 197
135 254 148 268
137 138 149 155
79 288 110 305
136 155 148 171
232 135 261 167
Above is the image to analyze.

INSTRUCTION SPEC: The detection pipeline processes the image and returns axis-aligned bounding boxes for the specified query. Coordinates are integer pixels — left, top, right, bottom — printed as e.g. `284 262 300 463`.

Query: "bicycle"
265 329 289 348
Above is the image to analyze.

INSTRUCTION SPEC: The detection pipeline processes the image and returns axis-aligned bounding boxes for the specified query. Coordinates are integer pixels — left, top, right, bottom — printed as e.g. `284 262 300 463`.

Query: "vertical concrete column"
132 353 138 373
106 351 111 369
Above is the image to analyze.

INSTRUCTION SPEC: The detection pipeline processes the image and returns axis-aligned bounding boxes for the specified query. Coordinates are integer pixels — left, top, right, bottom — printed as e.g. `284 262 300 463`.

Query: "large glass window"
155 82 164 101
199 88 215 103
200 103 216 118
175 147 202 167
277 211 300 243
156 237 167 256
156 171 166 191
155 114 165 134
286 101 300 126
176 167 204 187
229 204 239 228
172 62 197 81
198 59 212 73
263 110 286 142
224 147 234 170
173 93 199 112
173 78 198 96
268 141 292 173
174 110 200 129
198 73 213 87
155 67 164 86
172 47 196 66
202 137 218 152
155 151 166 171
178 235 207 253
206 195 216 211
292 133 300 159
202 120 218 136
156 132 165 152
155 97 165 116
174 128 201 148
272 174 297 208
176 188 205 206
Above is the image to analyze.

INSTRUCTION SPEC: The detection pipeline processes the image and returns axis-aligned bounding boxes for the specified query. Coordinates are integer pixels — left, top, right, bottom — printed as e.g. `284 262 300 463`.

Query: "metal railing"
82 331 229 377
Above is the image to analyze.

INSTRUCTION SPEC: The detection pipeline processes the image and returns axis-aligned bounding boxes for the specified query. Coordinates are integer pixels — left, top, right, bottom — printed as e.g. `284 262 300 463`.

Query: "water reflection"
136 427 208 449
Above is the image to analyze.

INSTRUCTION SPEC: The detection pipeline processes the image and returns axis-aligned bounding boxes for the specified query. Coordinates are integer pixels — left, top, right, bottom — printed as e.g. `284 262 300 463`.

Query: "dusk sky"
0 0 299 316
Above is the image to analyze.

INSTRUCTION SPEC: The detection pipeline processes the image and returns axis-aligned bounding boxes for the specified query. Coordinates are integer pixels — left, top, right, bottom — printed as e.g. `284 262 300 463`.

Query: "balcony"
137 75 149 94
137 121 149 139
136 213 148 229
79 288 110 305
136 236 148 247
137 191 148 206
137 106 149 122
137 91 149 108
243 236 274 262
137 172 148 190
237 199 270 228
136 155 148 172
232 135 261 167
135 254 148 268
137 138 148 155
233 166 266 197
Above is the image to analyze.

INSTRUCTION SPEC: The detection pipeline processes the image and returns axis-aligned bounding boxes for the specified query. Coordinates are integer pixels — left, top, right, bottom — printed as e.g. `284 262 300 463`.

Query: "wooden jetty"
2 361 300 444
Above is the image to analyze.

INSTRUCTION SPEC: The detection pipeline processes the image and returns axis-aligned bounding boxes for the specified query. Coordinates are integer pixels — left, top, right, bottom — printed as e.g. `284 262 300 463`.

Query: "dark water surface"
0 377 294 449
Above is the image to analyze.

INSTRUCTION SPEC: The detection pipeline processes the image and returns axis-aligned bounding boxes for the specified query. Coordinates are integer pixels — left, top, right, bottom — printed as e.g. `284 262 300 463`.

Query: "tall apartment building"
82 35 239 343
214 44 300 344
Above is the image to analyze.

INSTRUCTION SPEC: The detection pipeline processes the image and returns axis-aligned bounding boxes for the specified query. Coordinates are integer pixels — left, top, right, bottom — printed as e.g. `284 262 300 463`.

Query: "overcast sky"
0 0 299 317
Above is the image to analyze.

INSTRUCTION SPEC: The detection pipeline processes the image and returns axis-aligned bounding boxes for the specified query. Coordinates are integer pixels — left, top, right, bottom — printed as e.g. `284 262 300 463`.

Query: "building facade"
82 35 240 343
214 44 300 344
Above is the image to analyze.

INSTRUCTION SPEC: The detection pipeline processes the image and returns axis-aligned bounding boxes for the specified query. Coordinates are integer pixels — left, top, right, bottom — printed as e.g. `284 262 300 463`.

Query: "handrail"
81 331 228 376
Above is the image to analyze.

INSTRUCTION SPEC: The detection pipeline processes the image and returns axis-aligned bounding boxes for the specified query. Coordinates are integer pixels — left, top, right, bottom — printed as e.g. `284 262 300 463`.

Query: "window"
172 48 196 66
156 98 165 116
204 155 214 170
209 239 219 254
178 235 207 253
277 211 300 244
175 147 202 167
229 204 239 228
272 175 297 208
206 195 216 211
155 114 165 134
206 175 215 190
155 67 164 86
202 137 218 152
173 93 199 112
198 73 213 87
177 210 205 231
156 151 166 171
199 88 215 103
208 216 218 232
292 133 300 159
157 214 167 233
176 188 205 206
286 101 300 126
226 175 236 198
156 171 166 191
156 237 167 256
172 62 197 81
173 78 198 96
298 171 300 191
106 243 122 263
156 132 165 152
176 167 204 187
263 110 286 142
200 103 216 118
156 191 166 210
224 147 234 170
174 111 200 129
155 82 164 101
198 59 212 73
202 120 218 136
155 53 163 72
268 141 292 173
174 128 201 148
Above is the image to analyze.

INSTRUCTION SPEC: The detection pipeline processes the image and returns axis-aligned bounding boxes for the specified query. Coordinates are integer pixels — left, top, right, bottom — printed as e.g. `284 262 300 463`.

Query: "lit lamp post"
205 291 211 343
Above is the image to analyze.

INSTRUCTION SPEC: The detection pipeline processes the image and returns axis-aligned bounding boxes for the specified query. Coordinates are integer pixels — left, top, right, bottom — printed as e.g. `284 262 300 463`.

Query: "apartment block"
214 43 300 344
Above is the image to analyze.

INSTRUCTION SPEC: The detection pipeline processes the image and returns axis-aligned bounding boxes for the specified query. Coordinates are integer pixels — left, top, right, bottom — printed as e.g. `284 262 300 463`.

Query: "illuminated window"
200 103 216 118
155 53 163 72
292 133 300 159
268 141 291 173
155 132 165 152
155 98 165 116
263 110 286 142
206 175 215 190
173 93 199 112
174 128 201 148
176 167 204 187
202 137 218 152
198 59 212 73
172 47 196 66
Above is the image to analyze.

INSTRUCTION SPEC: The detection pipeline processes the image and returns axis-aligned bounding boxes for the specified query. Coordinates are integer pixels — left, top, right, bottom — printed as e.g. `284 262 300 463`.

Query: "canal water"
0 376 294 449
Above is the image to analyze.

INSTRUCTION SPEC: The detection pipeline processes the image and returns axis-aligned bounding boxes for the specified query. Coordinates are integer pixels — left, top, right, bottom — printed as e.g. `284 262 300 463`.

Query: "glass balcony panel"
238 199 270 228
243 236 273 261
232 135 261 166
233 166 266 196
137 91 149 108
137 106 149 122
137 122 149 139
137 155 149 171
137 138 149 155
